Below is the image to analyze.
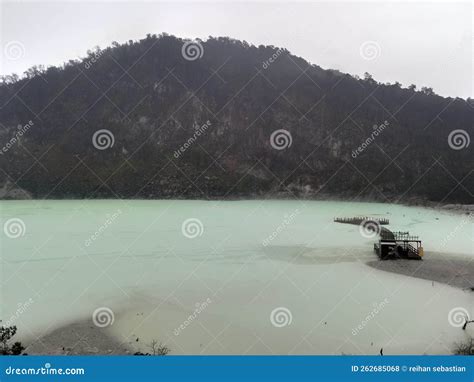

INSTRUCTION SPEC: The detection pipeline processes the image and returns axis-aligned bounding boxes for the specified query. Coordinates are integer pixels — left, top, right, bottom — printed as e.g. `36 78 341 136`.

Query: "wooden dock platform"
333 216 423 260
374 228 423 260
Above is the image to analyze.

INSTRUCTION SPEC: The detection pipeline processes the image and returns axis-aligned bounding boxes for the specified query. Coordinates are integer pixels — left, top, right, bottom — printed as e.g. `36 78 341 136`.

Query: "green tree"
0 325 25 355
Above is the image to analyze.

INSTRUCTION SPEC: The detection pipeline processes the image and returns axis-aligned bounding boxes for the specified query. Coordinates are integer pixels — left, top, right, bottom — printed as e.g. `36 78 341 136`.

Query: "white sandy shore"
25 257 474 356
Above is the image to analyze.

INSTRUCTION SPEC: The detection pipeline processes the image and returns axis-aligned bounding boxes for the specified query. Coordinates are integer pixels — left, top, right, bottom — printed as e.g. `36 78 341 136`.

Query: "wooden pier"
333 215 423 260
374 228 423 260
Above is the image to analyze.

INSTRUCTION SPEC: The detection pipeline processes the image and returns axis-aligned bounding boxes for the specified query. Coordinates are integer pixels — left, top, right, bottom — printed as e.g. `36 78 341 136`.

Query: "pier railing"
380 230 420 242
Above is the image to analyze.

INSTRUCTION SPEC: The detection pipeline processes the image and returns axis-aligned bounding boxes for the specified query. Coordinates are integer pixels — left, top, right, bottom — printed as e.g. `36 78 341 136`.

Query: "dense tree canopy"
0 34 472 203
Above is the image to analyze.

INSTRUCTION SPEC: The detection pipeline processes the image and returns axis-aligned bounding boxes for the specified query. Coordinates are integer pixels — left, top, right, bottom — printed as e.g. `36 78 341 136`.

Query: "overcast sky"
0 1 472 98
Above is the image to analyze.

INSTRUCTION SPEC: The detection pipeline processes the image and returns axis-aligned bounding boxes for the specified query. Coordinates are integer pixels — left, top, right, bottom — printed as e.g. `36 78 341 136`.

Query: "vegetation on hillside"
0 325 25 355
1 34 472 202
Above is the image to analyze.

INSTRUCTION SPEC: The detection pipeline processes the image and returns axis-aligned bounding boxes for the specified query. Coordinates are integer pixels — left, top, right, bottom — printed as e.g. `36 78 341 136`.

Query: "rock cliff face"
0 34 472 202
0 180 31 199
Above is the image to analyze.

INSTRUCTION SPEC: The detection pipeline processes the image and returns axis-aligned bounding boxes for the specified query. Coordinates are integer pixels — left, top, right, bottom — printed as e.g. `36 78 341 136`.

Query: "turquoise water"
1 200 472 354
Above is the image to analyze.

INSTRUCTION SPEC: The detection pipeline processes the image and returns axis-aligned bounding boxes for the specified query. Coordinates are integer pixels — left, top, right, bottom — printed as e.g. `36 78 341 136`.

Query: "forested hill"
0 34 472 203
